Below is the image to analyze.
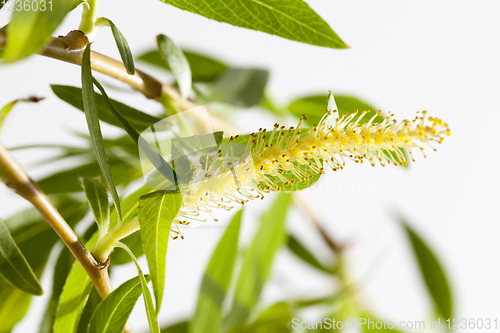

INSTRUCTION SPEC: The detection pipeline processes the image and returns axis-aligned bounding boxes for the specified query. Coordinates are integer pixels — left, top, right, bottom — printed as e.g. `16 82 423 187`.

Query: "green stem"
92 217 140 263
79 0 99 35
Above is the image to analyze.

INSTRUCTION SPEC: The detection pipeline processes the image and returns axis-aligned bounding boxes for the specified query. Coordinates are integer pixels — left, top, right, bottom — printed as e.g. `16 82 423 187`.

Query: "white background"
1 1 499 332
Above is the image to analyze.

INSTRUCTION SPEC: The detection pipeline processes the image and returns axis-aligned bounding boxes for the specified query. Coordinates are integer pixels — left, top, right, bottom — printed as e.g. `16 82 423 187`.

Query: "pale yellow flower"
174 98 450 229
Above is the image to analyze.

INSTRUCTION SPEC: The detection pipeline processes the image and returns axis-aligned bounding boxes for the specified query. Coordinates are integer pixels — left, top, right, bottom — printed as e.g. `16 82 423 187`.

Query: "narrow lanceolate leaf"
402 220 453 319
157 34 192 100
54 233 99 333
4 0 81 61
191 209 243 333
81 178 110 238
158 0 347 49
117 244 160 333
223 193 291 331
138 190 183 312
81 45 122 223
88 275 150 333
103 18 135 74
0 219 43 295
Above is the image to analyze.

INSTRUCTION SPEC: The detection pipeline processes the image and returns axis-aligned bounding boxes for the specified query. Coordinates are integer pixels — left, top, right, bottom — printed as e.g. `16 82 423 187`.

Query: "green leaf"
157 0 347 49
38 157 141 194
76 288 101 333
288 93 408 167
4 0 80 61
116 244 160 333
0 197 86 333
109 186 153 265
0 100 18 131
81 178 110 238
286 234 334 274
102 18 135 74
223 193 291 331
138 190 183 312
402 220 453 319
51 85 161 132
137 49 228 82
88 275 150 333
199 68 269 108
0 218 43 295
191 209 243 333
241 302 292 333
82 45 122 223
53 233 99 333
162 321 189 333
360 313 405 332
157 34 192 101
91 79 141 144
288 94 383 127
39 248 74 333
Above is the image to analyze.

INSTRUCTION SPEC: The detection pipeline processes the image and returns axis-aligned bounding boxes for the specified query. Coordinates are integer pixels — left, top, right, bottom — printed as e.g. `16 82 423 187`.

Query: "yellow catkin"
173 107 450 230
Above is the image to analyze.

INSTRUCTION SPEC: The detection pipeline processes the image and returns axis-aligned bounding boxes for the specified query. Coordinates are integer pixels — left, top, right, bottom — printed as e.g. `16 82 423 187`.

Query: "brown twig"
0 28 237 135
0 143 114 299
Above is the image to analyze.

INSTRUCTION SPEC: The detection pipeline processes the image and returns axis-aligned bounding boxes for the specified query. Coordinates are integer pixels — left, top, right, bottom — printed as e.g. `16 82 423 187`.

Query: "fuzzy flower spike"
175 94 450 227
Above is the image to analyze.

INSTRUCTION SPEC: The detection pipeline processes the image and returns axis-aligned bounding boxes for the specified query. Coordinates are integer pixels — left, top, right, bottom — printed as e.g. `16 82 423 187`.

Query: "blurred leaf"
0 100 18 131
117 244 160 333
157 34 192 100
88 275 150 333
360 313 405 332
191 209 242 333
288 94 383 127
4 0 80 61
81 44 122 222
0 197 86 333
287 234 334 274
0 218 43 295
157 0 347 49
138 190 183 312
288 93 408 167
402 220 453 319
102 18 135 74
223 193 291 331
0 0 6 10
51 85 161 132
295 296 335 308
81 178 110 238
162 321 189 333
241 302 292 333
53 233 98 333
199 68 269 108
38 248 74 333
138 49 228 82
37 156 141 194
